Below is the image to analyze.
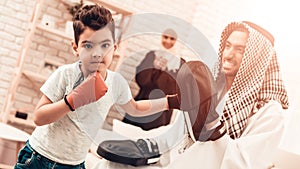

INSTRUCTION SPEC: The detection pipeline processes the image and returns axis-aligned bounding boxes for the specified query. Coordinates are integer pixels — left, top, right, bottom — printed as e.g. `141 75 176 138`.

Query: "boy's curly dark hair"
73 4 115 46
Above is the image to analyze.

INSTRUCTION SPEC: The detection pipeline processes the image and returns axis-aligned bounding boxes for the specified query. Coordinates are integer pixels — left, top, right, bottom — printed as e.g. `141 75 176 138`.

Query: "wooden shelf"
8 114 36 130
22 70 48 82
44 58 63 67
36 24 72 40
88 0 133 16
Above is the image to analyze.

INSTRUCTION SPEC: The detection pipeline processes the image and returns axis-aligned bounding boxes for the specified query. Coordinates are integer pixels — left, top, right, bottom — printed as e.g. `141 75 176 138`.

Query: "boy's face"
73 26 116 76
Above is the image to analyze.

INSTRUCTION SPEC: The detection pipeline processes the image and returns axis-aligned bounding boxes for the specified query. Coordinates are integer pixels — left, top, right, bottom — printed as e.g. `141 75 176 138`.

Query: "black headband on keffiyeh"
213 21 289 139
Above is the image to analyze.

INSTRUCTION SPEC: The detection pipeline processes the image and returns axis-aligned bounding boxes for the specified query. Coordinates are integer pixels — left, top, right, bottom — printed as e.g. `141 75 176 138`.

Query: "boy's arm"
34 71 107 126
120 95 179 117
33 95 70 126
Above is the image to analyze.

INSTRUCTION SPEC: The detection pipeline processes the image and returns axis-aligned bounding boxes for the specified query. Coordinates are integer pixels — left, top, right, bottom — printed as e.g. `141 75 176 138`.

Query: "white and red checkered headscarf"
214 21 289 139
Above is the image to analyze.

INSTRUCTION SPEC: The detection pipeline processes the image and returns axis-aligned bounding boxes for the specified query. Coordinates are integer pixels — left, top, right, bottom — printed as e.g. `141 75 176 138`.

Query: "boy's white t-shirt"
29 62 132 165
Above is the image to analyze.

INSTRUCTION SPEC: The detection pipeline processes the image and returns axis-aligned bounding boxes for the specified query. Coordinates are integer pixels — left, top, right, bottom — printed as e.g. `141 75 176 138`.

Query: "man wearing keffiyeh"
169 21 290 169
214 21 289 139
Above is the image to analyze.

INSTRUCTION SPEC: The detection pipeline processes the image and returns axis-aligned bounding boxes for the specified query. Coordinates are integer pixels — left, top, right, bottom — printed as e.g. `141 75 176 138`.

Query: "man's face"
161 34 176 49
221 30 249 78
73 26 116 76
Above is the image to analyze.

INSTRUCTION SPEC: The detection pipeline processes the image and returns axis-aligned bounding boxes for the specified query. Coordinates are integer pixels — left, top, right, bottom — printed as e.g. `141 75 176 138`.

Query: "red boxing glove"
65 71 108 111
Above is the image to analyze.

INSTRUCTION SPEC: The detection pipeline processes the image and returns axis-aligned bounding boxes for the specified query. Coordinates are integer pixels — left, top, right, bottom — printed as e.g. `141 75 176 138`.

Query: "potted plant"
66 0 84 19
62 0 84 36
